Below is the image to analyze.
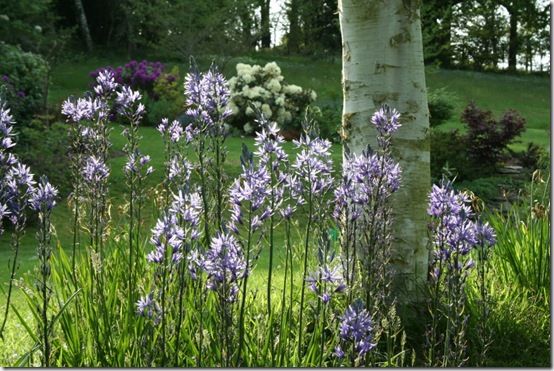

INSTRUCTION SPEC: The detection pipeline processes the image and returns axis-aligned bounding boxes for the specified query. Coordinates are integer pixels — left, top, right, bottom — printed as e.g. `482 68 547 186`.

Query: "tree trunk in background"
287 0 300 53
73 0 93 52
507 8 519 71
438 3 454 68
338 0 430 300
240 2 253 49
260 0 271 48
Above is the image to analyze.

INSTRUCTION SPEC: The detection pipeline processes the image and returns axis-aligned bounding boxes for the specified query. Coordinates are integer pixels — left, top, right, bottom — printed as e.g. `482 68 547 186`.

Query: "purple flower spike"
82 156 109 184
337 301 376 358
371 104 401 135
201 231 246 302
29 178 58 212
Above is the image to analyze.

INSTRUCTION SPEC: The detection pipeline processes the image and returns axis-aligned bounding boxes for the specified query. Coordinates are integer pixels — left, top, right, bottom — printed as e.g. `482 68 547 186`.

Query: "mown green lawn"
49 52 550 149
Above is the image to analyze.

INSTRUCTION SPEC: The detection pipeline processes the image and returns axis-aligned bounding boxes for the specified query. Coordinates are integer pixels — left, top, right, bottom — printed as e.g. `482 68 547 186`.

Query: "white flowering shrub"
227 61 317 134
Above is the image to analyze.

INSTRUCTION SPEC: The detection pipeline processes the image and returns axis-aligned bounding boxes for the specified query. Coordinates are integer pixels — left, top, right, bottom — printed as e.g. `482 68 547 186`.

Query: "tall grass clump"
488 171 550 301
464 170 550 366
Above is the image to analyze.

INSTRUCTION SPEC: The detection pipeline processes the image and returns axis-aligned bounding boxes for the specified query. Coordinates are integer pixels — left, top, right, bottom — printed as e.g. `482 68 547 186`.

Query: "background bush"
461 102 526 165
427 87 456 127
228 61 317 133
15 119 71 196
90 60 166 98
0 42 49 122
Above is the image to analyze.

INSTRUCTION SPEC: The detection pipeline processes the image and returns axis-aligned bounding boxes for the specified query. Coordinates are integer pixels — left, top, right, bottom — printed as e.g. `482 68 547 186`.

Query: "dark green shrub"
512 142 548 170
430 129 495 182
455 176 523 204
427 87 455 127
313 105 341 143
15 119 71 196
145 97 182 126
0 42 49 122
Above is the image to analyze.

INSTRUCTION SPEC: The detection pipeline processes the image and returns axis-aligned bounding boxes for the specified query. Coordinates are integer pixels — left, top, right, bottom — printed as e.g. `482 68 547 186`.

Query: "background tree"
450 0 508 70
422 0 550 71
285 0 341 55
421 0 461 67
260 0 271 48
286 0 301 53
72 0 93 51
338 0 430 298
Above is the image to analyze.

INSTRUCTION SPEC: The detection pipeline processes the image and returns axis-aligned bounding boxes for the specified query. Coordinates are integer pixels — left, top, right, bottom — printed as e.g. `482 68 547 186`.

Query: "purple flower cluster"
306 262 345 304
136 293 161 324
334 147 401 221
0 100 37 231
90 60 165 95
124 152 153 177
253 120 287 167
116 86 145 117
228 162 271 233
0 103 15 150
158 118 184 143
335 300 376 359
168 157 193 183
292 134 333 197
428 180 496 277
199 231 247 302
476 221 496 247
428 182 476 259
254 116 303 221
147 213 185 264
3 161 36 225
29 177 58 212
61 97 105 123
170 190 203 241
371 104 401 136
146 189 203 264
93 70 119 97
184 65 231 138
82 156 109 185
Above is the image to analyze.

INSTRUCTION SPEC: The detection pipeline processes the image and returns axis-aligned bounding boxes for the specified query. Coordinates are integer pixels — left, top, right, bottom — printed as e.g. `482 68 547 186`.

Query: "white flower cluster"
228 61 317 133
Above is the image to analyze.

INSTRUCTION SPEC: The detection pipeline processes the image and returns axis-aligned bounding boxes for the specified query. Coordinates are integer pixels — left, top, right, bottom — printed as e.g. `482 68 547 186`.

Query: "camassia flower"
61 96 104 123
124 151 154 176
0 102 15 150
3 160 36 225
228 162 271 233
136 293 161 324
306 263 346 304
201 231 246 302
147 212 185 264
335 300 376 359
147 189 203 264
157 118 184 143
334 147 401 221
292 134 334 196
371 104 401 136
29 177 58 212
253 119 287 166
428 181 478 260
184 65 231 137
93 69 119 97
82 156 109 185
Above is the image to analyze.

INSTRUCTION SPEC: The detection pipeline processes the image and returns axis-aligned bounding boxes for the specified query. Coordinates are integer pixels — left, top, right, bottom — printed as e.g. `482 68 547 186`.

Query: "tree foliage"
422 0 549 72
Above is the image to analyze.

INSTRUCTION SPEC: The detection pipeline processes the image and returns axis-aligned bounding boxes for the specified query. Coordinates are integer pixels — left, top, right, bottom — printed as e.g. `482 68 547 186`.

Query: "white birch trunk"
338 0 430 300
